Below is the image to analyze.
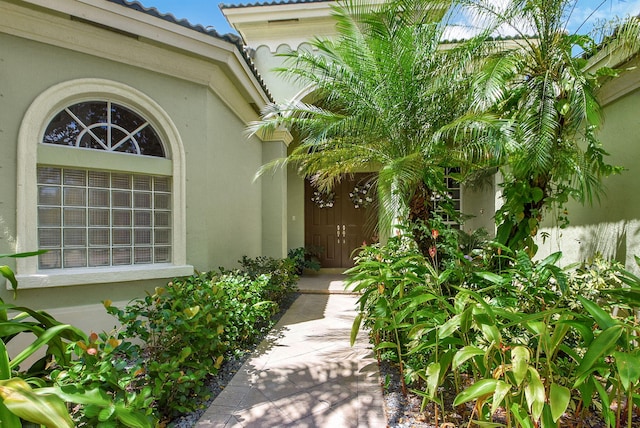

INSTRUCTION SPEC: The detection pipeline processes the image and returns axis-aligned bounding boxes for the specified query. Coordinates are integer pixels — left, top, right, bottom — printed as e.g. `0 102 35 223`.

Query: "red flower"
431 229 439 239
428 246 437 259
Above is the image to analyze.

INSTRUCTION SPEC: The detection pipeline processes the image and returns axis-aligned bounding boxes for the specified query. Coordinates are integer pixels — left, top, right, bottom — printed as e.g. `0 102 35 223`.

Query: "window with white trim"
16 79 191 288
37 101 172 270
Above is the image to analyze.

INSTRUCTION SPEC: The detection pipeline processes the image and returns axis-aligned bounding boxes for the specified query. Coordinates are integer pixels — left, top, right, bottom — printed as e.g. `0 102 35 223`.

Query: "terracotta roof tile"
105 0 272 101
220 0 332 9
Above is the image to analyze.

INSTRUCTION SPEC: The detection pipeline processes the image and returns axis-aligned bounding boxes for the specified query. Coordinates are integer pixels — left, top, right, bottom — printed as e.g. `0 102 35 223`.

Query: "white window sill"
11 264 194 289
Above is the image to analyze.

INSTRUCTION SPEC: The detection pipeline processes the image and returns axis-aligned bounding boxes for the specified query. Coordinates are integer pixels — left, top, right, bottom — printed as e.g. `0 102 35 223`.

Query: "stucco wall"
537 74 640 270
0 32 264 325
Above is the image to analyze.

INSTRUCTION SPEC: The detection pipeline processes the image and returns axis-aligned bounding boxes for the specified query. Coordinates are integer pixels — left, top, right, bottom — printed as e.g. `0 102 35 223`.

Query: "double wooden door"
304 174 375 268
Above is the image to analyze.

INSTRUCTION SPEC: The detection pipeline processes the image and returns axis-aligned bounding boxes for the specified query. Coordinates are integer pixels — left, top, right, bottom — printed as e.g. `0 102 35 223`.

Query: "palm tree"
453 0 639 255
249 0 494 255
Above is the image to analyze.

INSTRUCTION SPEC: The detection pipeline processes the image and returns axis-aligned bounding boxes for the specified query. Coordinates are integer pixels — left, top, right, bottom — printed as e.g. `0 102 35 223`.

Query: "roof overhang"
1 0 272 122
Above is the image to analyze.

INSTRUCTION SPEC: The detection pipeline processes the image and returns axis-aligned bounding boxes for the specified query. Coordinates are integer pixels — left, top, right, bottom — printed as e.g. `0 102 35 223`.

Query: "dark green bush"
100 260 297 421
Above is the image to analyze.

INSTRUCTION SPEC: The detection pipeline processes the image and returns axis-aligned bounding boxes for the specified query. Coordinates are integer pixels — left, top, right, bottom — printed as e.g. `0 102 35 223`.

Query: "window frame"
16 78 191 289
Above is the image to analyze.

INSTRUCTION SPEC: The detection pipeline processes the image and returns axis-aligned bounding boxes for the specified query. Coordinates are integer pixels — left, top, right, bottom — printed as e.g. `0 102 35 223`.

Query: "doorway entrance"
304 174 376 268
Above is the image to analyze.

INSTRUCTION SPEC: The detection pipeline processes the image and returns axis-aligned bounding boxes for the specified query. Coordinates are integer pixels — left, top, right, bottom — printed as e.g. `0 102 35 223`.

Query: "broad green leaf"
0 400 21 427
425 362 440 398
0 341 11 380
439 314 461 339
613 351 640 391
480 323 501 345
524 367 545 421
0 266 17 294
350 313 362 346
491 380 511 416
454 379 499 406
510 402 535 428
10 324 79 369
577 296 616 330
531 187 544 203
99 404 116 421
574 325 623 386
0 378 73 427
115 405 154 428
37 385 111 406
511 346 530 387
183 306 200 319
549 383 570 422
374 341 400 350
474 271 505 285
453 346 485 370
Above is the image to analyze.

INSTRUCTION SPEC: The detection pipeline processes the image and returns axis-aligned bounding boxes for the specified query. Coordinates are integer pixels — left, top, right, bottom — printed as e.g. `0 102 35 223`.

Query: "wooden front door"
305 174 376 268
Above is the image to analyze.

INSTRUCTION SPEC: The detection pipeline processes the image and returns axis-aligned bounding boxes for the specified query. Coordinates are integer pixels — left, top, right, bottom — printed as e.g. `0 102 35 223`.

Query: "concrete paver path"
196 274 385 427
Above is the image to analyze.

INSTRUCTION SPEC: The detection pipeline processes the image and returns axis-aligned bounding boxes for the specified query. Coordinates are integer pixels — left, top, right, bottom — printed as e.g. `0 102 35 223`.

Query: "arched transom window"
37 101 171 270
43 101 165 157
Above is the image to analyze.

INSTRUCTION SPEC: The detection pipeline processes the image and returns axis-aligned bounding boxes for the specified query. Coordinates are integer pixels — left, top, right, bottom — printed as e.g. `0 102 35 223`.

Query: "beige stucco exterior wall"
537 69 640 270
0 28 266 330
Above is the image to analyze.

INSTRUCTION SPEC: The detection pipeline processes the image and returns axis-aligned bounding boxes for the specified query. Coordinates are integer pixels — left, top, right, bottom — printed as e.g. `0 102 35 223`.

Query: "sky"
138 0 640 36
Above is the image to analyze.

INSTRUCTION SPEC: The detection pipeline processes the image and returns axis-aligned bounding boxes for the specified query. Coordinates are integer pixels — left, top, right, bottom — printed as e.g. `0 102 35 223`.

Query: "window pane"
43 102 165 157
38 207 61 227
112 174 131 190
155 212 170 227
113 210 131 227
112 191 131 208
134 176 152 191
79 128 107 150
64 249 87 268
113 248 131 265
64 169 86 186
135 247 153 264
134 211 152 227
135 229 152 245
63 208 86 227
89 229 110 246
38 186 61 205
155 247 171 263
154 177 170 192
89 209 109 227
154 194 170 210
113 229 131 246
64 188 86 206
89 171 110 188
39 228 61 248
89 249 110 267
64 229 86 247
36 166 171 270
39 250 61 269
68 102 107 126
134 193 152 209
89 189 109 207
38 167 61 185
154 229 170 245
43 111 81 147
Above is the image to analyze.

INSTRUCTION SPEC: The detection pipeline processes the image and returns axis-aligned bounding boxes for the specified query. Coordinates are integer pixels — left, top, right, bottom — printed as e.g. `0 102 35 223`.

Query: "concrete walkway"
195 274 386 427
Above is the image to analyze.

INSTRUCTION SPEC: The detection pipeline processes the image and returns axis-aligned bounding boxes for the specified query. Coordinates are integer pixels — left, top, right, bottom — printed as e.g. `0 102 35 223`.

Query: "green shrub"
238 255 299 302
105 261 298 421
287 247 321 274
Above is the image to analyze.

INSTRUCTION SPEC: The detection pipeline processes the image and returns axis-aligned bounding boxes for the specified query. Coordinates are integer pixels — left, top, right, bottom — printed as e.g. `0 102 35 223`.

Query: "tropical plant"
446 0 640 255
249 0 496 250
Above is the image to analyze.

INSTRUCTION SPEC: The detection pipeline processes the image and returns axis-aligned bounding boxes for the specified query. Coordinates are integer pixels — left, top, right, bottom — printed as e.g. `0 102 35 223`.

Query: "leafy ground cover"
347 219 640 428
0 254 300 427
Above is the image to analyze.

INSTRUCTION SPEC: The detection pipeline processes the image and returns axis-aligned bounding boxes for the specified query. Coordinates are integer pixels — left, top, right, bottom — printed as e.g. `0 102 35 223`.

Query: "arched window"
17 79 191 288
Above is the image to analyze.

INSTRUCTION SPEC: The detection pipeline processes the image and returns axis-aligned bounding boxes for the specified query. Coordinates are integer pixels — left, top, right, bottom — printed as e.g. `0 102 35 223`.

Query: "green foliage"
350 232 640 426
106 259 296 421
51 332 155 427
287 246 321 274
